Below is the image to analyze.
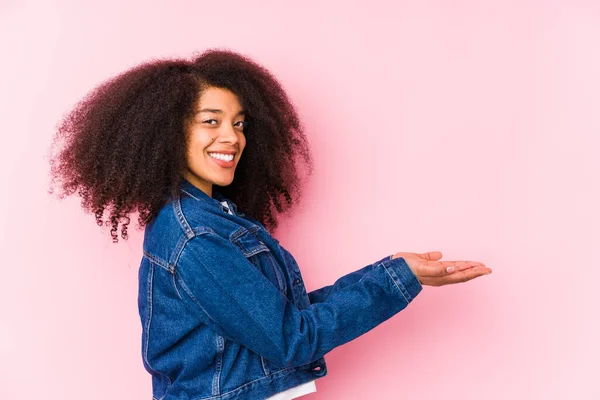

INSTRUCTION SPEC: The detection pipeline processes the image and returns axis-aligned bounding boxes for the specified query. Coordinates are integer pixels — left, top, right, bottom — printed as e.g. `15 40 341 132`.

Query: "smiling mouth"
208 152 235 168
208 152 235 162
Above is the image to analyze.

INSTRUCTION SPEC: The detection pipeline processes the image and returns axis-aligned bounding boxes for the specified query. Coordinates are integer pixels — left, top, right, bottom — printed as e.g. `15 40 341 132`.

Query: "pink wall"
2 0 599 398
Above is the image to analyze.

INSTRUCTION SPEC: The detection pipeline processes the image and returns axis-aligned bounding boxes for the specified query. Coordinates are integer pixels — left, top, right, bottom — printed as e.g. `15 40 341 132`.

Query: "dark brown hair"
49 48 313 242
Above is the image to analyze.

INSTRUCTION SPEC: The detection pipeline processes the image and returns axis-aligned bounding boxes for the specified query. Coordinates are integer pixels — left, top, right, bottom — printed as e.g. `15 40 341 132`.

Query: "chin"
213 177 235 187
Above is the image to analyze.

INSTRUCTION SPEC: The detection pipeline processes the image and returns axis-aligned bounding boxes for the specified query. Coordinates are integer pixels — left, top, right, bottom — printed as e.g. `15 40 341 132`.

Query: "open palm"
392 251 492 286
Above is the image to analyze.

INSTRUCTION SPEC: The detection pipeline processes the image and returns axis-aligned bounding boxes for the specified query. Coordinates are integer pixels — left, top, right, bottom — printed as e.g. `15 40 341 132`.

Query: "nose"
217 123 239 145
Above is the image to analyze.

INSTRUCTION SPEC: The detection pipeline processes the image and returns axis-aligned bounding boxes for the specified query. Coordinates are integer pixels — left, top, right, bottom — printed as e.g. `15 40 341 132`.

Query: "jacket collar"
178 178 242 215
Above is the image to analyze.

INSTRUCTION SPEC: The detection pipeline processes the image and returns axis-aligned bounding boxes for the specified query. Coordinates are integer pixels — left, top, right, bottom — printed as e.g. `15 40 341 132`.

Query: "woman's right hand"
392 251 492 286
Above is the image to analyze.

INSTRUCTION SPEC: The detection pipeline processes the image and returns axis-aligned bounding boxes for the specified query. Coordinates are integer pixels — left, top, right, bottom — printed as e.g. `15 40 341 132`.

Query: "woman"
49 48 492 399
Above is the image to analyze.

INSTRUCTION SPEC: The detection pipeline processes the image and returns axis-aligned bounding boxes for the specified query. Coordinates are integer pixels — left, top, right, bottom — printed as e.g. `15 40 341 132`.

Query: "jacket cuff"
380 255 423 303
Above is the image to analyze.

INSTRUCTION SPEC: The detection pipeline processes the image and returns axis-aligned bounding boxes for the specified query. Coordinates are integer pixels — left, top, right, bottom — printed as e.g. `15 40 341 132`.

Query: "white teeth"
208 152 234 162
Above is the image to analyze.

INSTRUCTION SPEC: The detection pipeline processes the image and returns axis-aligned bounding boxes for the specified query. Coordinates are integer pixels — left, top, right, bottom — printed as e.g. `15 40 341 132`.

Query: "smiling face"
183 86 247 197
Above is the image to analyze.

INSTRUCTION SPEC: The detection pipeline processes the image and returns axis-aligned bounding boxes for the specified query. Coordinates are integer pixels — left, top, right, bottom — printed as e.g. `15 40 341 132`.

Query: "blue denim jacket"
138 178 423 400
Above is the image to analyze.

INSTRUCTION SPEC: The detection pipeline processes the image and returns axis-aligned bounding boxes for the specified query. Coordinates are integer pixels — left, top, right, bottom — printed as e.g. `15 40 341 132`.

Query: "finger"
457 260 487 268
443 266 492 284
452 261 481 271
427 260 484 272
424 260 460 272
420 251 443 261
416 261 455 277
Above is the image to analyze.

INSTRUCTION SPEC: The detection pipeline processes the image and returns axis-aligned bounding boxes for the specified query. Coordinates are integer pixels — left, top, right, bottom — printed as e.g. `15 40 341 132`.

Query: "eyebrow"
197 108 245 116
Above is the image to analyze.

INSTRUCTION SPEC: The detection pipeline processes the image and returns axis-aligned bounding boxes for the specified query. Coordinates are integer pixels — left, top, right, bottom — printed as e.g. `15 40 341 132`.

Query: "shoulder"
143 187 269 263
142 193 217 265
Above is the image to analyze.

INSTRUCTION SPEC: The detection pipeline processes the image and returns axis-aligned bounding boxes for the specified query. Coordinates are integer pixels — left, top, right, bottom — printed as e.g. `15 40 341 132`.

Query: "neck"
183 173 212 198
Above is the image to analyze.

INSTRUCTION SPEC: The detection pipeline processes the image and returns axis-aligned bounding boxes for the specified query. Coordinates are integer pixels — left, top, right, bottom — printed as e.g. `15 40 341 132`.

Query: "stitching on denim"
381 263 410 304
266 252 286 295
211 335 219 395
143 263 173 388
143 251 169 271
193 226 216 236
386 258 417 301
241 244 270 257
260 356 270 376
172 190 194 239
169 234 190 273
143 264 153 368
229 225 261 243
229 226 248 241
176 272 215 324
171 271 182 299
181 188 200 201
212 334 224 396
173 233 222 324
169 227 215 273
231 230 270 257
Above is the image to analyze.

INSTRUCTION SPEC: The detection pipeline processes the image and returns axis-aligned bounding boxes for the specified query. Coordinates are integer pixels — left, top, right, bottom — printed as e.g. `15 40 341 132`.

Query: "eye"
203 119 218 125
234 121 247 129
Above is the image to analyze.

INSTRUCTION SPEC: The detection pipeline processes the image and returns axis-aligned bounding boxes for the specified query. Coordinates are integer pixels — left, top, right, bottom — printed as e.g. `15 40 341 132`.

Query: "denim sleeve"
175 233 423 369
307 254 400 304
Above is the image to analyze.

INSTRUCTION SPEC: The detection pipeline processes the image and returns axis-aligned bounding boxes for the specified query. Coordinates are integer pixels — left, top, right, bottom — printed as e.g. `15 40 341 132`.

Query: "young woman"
49 48 492 400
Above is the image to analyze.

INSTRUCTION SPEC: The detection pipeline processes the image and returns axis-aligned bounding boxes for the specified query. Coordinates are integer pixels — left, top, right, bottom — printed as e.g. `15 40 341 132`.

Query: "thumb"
420 251 443 261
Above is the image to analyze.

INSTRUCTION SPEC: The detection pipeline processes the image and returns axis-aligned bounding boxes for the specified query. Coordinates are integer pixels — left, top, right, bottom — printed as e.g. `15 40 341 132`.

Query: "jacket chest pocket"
233 230 287 297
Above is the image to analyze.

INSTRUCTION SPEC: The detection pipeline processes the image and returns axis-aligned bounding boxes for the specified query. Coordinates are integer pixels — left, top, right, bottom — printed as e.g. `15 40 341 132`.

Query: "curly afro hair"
49 48 314 243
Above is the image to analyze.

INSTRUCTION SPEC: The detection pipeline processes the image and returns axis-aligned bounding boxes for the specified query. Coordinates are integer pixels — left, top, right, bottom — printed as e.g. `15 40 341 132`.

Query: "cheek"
187 129 213 153
186 136 212 166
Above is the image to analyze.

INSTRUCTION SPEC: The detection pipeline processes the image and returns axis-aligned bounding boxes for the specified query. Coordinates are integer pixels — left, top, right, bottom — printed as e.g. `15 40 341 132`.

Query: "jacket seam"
212 334 224 396
180 188 200 201
230 229 270 258
172 188 195 239
168 234 192 273
380 262 411 304
260 356 270 376
265 252 286 295
169 227 215 272
175 266 216 324
171 271 182 299
230 224 261 241
143 251 170 272
143 263 173 390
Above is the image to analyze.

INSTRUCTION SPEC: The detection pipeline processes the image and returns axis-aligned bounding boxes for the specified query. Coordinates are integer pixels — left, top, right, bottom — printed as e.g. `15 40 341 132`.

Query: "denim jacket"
138 178 423 400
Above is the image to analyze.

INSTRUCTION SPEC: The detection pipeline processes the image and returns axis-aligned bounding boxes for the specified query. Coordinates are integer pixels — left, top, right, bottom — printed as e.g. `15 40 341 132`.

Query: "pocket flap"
234 231 270 257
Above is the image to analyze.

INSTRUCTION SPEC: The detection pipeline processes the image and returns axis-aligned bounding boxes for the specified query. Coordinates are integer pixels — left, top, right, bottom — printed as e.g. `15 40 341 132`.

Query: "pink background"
1 1 599 399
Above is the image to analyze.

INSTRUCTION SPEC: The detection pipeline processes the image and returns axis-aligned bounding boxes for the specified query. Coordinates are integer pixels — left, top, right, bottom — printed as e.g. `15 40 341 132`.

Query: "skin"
392 251 492 286
184 87 492 286
184 86 247 198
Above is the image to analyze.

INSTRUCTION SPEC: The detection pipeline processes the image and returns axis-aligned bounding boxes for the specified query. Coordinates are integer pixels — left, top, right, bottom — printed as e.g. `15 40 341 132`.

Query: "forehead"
197 86 243 111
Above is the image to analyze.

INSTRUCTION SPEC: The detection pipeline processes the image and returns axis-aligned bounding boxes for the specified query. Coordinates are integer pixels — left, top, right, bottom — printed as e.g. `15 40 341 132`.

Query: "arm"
175 233 422 369
307 254 395 304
